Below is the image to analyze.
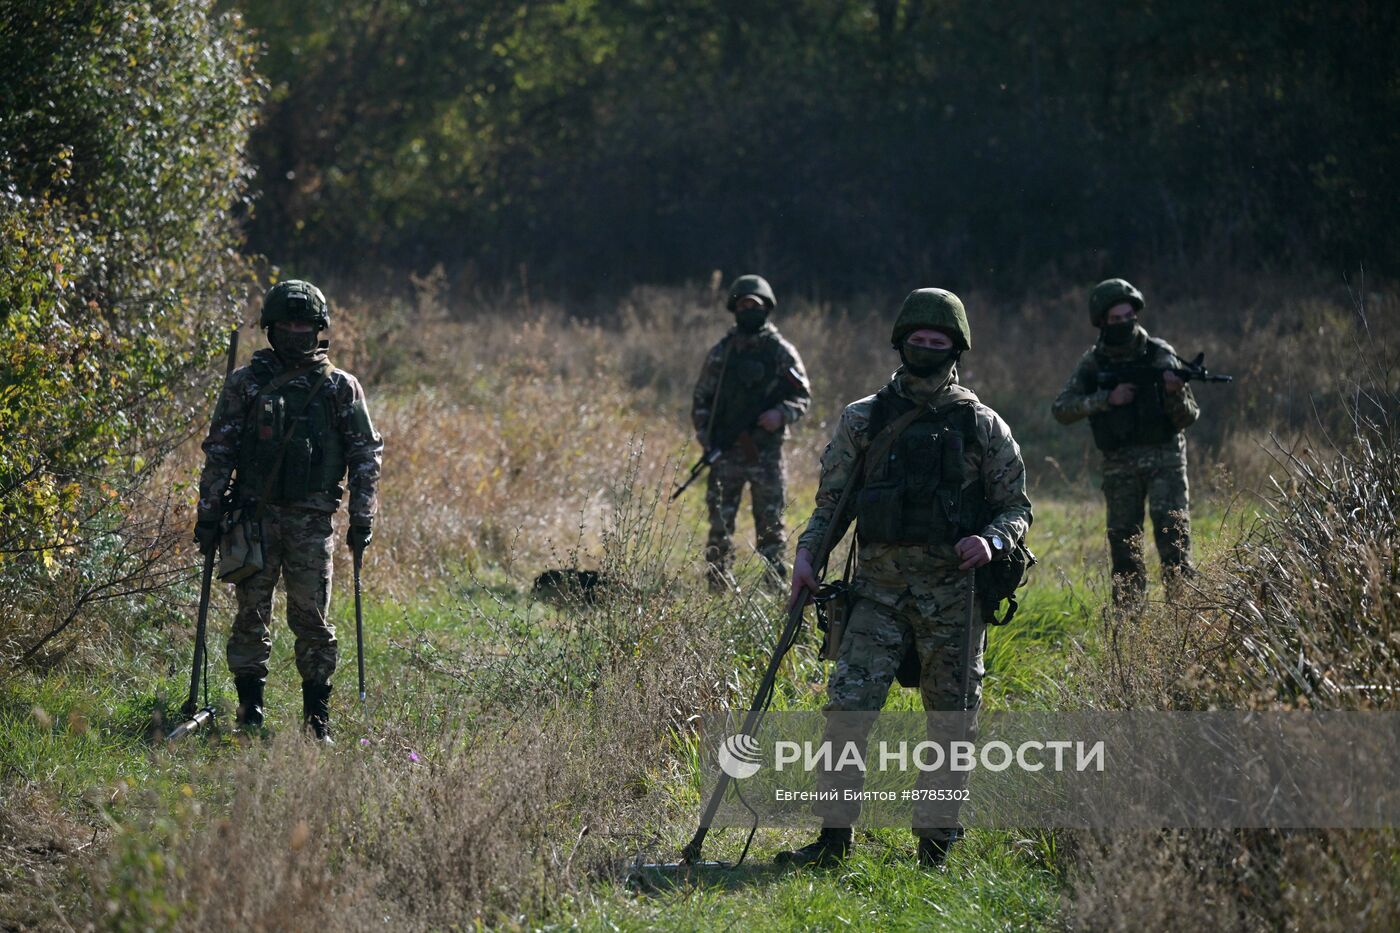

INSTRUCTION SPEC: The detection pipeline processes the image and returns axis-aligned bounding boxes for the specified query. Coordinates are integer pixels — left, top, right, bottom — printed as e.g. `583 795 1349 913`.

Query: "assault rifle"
670 365 806 501
1095 351 1234 391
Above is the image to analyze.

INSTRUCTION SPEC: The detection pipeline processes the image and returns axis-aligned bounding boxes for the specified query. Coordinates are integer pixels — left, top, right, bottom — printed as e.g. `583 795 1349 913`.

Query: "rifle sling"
809 407 920 572
700 340 733 450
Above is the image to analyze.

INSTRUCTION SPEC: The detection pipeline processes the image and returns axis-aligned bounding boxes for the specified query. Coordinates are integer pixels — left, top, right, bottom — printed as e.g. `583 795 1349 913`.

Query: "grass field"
0 487 1218 930
3 283 1396 929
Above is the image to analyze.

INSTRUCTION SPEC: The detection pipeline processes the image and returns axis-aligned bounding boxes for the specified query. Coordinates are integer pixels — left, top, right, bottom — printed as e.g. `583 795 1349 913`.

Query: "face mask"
270 326 321 363
900 345 957 379
1101 321 1136 346
735 308 768 333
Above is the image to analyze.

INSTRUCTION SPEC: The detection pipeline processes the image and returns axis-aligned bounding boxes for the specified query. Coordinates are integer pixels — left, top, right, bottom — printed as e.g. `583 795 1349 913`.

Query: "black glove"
348 523 373 552
194 518 220 556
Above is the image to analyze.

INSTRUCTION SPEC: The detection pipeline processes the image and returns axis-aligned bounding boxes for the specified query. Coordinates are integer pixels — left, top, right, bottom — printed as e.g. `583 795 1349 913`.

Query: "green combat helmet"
726 274 776 310
260 280 330 330
891 288 971 351
1088 278 1144 327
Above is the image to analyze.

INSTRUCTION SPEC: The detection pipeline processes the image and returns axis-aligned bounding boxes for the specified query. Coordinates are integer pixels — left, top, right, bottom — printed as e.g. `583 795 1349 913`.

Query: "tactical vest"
855 387 987 546
710 335 780 447
236 360 346 503
1085 338 1178 451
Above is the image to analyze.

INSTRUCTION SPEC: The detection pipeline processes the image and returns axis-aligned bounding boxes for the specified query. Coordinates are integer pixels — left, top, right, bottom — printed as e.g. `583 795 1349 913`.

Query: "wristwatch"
985 533 1006 557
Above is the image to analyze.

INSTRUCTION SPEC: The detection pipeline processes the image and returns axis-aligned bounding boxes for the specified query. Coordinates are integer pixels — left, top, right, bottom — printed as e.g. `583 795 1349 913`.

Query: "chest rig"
710 335 780 446
236 359 345 503
855 386 986 546
1085 337 1178 451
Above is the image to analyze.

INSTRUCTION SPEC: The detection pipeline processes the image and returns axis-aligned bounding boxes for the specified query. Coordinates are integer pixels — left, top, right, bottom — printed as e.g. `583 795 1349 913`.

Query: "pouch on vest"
217 503 265 583
855 481 904 542
281 436 315 501
814 580 851 662
252 395 285 483
1089 397 1175 450
975 541 1037 625
856 410 972 546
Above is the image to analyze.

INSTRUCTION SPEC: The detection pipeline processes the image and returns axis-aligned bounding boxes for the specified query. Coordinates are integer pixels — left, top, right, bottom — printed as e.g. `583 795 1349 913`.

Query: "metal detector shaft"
166 706 214 742
680 586 811 863
177 327 239 727
181 548 217 718
680 440 869 864
960 569 978 712
353 545 366 702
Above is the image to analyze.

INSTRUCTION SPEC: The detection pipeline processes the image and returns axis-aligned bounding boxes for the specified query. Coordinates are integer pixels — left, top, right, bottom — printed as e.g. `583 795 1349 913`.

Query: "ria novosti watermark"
698 711 1400 829
764 737 1104 775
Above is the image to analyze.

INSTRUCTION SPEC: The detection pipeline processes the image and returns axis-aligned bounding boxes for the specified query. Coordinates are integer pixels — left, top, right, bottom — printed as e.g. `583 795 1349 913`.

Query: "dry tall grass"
1068 317 1400 930
324 273 1396 596
94 462 789 928
18 274 1400 928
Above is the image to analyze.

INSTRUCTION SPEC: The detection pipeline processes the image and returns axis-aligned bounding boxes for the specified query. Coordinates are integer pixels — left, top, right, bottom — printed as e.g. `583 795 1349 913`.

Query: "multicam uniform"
691 322 809 584
198 347 383 686
1051 326 1198 604
796 367 1032 841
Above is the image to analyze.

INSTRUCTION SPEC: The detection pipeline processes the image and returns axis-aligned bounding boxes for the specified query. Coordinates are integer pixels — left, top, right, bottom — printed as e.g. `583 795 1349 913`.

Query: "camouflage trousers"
704 444 787 587
227 505 338 686
1102 450 1193 608
813 574 983 842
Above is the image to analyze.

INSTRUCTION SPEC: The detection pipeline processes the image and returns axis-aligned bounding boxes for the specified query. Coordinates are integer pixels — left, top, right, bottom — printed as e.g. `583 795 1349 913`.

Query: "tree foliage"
0 0 261 558
0 0 260 671
241 0 1400 292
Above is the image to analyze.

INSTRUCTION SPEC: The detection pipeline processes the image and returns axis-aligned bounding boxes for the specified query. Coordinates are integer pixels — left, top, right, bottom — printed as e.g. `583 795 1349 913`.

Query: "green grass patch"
1 492 1246 928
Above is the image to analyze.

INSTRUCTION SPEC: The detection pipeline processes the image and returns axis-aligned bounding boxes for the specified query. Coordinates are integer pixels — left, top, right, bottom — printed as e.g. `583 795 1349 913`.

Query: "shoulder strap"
864 403 934 472
701 339 734 449
760 330 785 364
865 385 909 440
255 359 330 401
819 386 971 569
252 365 334 507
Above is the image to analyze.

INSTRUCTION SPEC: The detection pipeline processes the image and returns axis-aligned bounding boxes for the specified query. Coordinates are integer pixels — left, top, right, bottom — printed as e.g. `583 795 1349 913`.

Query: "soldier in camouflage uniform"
691 275 810 591
778 289 1033 868
194 280 383 743
1051 278 1198 609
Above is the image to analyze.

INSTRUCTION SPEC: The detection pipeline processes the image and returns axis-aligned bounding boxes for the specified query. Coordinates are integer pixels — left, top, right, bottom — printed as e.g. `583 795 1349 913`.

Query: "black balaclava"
269 324 322 364
735 306 769 334
1101 320 1136 346
900 343 958 379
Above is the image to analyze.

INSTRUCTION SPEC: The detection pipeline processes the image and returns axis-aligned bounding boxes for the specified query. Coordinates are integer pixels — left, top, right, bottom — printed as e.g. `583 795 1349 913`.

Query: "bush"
0 0 261 665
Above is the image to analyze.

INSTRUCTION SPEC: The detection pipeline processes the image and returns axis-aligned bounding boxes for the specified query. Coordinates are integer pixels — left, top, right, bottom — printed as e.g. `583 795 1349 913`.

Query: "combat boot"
774 828 851 867
301 681 334 745
233 674 265 730
759 557 789 595
917 836 951 868
705 564 737 594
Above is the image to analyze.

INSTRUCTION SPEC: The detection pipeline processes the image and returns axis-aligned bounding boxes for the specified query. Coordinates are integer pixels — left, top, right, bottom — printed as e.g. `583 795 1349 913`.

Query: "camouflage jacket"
690 323 810 450
796 368 1033 610
1050 325 1199 468
197 348 383 524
